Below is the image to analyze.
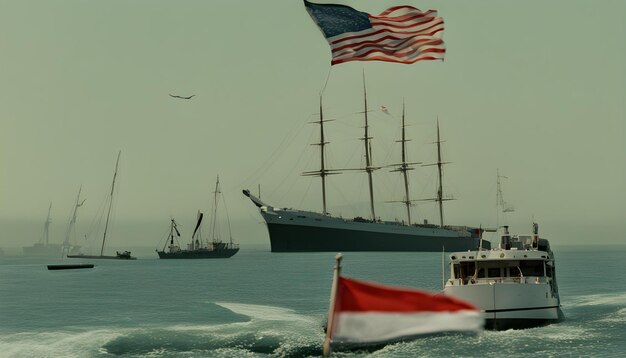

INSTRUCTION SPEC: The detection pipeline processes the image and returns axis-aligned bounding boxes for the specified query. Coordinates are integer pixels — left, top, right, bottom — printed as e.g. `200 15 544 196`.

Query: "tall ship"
23 202 63 256
68 151 136 260
244 81 486 252
157 176 239 259
443 223 564 330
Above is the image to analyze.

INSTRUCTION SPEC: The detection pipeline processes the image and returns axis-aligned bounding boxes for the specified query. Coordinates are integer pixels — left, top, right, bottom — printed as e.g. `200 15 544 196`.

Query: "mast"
319 97 328 215
100 151 121 256
211 176 220 243
362 72 376 221
302 96 339 215
388 102 421 225
496 169 514 226
420 120 453 227
435 120 444 227
401 105 411 223
43 202 52 245
62 186 85 255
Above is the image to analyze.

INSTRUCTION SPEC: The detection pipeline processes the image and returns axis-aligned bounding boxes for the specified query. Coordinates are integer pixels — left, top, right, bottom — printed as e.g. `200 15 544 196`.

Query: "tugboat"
157 176 239 259
443 223 564 330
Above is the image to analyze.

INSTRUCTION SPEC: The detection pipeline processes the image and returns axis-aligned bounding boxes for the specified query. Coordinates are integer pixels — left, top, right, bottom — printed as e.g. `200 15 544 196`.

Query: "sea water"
1 246 625 357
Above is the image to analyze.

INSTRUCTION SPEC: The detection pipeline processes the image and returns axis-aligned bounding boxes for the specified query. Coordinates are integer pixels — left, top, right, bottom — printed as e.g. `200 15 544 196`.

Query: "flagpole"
323 253 343 357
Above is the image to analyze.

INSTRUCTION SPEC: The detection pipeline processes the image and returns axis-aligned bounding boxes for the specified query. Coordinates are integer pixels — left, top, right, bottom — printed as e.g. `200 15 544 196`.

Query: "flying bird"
169 94 196 100
380 105 390 115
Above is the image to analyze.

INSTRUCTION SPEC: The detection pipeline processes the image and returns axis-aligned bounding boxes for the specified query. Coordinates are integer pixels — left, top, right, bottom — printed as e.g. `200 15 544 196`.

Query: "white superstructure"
443 224 564 330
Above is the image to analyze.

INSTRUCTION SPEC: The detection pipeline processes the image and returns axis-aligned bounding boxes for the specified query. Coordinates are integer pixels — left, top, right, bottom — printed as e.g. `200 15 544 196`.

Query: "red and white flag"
327 276 482 348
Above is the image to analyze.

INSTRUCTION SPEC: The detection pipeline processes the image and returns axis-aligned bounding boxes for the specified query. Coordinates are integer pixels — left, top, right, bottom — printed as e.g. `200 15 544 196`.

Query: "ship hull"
259 209 486 252
157 248 239 259
445 281 564 330
66 254 136 260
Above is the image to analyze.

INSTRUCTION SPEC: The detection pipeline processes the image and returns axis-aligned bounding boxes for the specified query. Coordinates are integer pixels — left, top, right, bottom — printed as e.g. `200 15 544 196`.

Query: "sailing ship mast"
100 151 121 256
435 120 445 227
361 73 377 221
302 96 339 215
62 186 85 256
421 120 453 227
389 102 421 225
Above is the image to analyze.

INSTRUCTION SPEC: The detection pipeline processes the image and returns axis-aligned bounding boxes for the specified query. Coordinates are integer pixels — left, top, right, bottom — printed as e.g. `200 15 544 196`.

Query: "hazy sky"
1 0 624 250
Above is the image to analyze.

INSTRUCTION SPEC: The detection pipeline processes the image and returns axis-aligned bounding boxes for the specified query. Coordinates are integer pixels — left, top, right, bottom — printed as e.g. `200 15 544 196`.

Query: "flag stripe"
305 1 445 65
334 311 483 343
335 277 477 313
333 47 445 63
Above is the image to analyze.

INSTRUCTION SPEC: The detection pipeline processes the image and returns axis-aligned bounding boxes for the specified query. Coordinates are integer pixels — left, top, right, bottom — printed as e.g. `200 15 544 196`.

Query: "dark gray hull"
266 222 484 252
157 248 239 259
67 254 136 260
243 190 486 252
47 264 94 270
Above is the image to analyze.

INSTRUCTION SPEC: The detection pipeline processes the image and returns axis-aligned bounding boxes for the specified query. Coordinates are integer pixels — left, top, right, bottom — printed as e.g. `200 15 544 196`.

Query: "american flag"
304 0 445 65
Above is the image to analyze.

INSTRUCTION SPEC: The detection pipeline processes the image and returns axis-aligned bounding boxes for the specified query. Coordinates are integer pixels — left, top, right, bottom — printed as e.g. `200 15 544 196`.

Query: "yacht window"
509 267 521 277
487 268 501 278
519 260 545 277
453 262 476 279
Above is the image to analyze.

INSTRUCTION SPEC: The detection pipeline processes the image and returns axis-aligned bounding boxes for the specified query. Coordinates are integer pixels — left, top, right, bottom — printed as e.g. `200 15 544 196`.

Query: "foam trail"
0 329 122 358
567 292 626 307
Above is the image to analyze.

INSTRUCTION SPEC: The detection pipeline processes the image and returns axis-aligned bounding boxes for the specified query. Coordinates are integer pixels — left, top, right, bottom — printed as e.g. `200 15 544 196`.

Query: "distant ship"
23 202 63 257
157 176 239 259
244 83 486 252
68 151 136 260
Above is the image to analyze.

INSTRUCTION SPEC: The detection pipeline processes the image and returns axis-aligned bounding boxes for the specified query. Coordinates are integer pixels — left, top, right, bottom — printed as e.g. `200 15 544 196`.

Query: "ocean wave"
566 292 626 307
0 329 122 358
0 303 325 357
597 307 626 323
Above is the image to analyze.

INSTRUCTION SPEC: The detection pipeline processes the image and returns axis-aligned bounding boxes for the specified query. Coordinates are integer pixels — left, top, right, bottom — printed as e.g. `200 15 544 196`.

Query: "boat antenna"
100 151 121 257
496 169 514 227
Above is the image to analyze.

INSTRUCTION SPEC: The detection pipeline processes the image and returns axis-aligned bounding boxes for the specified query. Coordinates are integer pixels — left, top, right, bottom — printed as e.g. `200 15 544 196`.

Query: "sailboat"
243 79 487 252
61 186 86 257
23 202 63 256
157 176 239 259
68 152 136 260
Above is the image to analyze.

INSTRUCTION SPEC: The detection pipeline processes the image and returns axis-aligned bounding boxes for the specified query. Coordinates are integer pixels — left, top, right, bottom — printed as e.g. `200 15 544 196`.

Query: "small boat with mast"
244 77 485 252
157 176 239 259
67 151 135 260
